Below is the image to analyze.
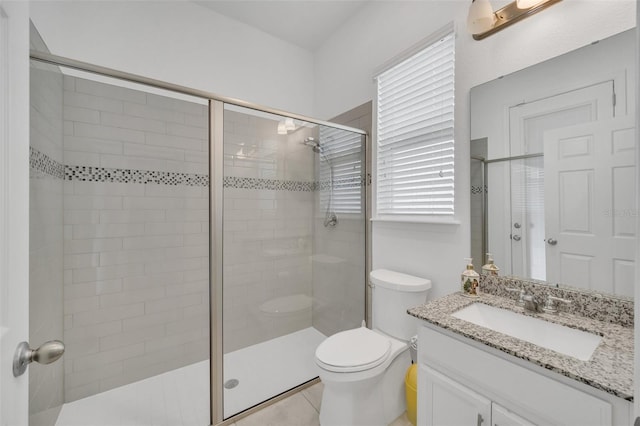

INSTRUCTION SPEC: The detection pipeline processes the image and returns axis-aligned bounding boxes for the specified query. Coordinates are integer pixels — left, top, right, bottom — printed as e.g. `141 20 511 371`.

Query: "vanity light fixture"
467 0 562 40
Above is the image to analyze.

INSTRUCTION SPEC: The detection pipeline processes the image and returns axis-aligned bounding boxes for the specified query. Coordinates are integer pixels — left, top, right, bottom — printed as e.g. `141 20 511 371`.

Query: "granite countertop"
408 292 634 401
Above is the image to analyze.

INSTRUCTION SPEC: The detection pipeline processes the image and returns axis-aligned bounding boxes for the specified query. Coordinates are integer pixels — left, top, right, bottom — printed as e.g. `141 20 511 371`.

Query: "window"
375 27 455 217
318 126 364 215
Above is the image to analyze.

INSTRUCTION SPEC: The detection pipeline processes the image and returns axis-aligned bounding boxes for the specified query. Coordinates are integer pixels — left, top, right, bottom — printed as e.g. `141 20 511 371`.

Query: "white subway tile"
183 267 209 283
72 304 145 330
64 253 100 269
165 159 208 175
122 270 184 290
99 286 166 309
64 238 123 254
72 342 145 372
99 154 167 171
183 233 208 247
64 296 99 314
99 210 165 224
64 150 101 167
72 263 145 284
165 280 207 297
101 112 166 134
123 142 184 161
145 293 201 314
164 245 208 260
122 308 183 331
99 324 166 351
146 93 205 116
145 132 202 151
143 185 203 198
123 102 185 124
123 196 184 210
72 182 145 197
64 210 100 225
144 329 201 353
65 195 123 210
74 122 145 144
64 106 100 124
75 78 147 104
99 248 165 266
165 209 208 222
64 320 122 343
122 234 184 250
144 258 202 274
65 361 123 389
64 91 124 113
72 223 146 239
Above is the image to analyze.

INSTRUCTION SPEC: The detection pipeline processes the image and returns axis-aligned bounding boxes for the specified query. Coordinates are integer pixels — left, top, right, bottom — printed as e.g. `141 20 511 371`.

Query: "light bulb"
284 117 296 131
467 0 496 35
277 121 287 135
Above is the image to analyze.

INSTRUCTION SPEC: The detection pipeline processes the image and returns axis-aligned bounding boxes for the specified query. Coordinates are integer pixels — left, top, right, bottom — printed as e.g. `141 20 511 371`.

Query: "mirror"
470 28 636 298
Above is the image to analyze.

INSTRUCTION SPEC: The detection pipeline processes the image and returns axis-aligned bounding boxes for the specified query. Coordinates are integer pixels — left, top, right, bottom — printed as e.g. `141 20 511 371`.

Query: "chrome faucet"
506 288 539 312
542 294 572 314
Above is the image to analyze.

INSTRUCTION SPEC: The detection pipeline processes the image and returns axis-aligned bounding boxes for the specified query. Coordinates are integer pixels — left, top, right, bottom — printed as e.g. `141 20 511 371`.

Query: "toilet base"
318 348 410 426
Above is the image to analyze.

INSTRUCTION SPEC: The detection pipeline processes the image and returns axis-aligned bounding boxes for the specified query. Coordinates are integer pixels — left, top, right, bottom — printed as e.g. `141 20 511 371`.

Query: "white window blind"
319 126 364 215
376 30 455 216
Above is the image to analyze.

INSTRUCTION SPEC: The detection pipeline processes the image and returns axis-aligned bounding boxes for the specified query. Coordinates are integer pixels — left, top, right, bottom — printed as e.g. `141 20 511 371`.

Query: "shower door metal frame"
29 50 370 426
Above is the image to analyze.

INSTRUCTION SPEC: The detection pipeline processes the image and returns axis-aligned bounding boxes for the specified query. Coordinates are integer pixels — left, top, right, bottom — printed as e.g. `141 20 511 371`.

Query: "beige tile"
390 412 414 426
301 382 323 412
236 393 319 426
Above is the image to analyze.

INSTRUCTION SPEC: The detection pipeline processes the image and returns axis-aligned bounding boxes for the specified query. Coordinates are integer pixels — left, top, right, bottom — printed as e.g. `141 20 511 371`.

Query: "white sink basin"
451 303 602 361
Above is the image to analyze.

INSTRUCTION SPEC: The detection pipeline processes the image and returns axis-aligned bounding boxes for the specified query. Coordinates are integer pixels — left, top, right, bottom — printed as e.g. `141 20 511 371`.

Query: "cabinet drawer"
419 325 612 426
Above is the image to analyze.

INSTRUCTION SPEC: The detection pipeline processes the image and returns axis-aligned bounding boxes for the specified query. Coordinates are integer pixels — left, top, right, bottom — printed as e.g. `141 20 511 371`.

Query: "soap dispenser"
461 258 480 297
482 253 500 276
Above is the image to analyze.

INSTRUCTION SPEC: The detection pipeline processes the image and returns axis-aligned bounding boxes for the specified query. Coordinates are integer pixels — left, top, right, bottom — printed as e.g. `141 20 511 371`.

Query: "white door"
0 1 30 425
544 116 636 296
492 403 536 426
420 365 492 426
508 81 615 280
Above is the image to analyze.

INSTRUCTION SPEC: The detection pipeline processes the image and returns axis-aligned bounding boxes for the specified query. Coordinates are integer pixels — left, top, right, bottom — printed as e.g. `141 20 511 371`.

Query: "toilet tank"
371 269 431 341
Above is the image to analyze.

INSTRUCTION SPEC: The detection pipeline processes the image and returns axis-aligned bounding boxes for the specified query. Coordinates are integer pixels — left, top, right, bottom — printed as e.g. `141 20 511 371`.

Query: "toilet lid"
315 327 391 373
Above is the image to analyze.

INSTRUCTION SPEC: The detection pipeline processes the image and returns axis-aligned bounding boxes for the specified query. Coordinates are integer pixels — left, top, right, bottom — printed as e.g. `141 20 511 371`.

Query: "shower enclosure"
28 26 367 426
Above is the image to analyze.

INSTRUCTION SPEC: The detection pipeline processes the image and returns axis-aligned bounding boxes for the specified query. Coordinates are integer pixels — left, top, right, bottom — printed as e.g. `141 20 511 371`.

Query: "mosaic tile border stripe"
30 147 65 179
224 176 315 192
65 166 209 187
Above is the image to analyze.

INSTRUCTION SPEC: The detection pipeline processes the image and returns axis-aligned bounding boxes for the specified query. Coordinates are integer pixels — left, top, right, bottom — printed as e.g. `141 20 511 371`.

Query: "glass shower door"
221 104 366 419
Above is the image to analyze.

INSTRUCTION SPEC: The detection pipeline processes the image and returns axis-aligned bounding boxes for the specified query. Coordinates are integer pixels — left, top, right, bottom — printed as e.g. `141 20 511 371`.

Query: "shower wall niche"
60 76 210 401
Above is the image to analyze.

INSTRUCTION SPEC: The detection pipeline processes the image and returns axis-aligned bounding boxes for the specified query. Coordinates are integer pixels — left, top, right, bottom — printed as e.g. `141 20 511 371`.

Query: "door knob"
512 235 521 241
13 340 65 377
546 238 558 246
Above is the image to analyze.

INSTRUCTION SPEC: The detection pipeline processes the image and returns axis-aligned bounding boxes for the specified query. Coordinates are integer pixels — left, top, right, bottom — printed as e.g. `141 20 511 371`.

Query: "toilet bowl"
314 269 431 426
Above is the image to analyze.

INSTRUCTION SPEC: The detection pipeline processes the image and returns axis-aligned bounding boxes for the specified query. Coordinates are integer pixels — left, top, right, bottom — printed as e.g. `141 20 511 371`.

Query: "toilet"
314 269 431 426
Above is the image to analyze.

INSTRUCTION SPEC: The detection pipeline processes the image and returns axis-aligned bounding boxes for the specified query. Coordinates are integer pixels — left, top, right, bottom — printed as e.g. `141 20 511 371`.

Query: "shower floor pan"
55 327 325 426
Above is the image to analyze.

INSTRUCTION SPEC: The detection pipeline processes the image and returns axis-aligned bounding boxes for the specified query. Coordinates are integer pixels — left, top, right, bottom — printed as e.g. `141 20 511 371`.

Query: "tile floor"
233 382 414 426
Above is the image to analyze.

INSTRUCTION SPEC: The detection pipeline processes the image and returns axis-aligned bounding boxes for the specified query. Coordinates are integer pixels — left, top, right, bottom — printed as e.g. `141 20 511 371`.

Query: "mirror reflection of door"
507 81 615 280
544 116 636 296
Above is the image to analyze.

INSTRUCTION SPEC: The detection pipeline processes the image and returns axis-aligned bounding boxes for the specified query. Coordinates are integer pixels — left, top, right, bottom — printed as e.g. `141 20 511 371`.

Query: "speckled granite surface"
482 275 634 327
408 292 634 401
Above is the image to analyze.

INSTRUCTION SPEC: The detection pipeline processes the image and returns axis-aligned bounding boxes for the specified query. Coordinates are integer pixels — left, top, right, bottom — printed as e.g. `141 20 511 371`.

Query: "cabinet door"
420 365 491 426
493 403 536 426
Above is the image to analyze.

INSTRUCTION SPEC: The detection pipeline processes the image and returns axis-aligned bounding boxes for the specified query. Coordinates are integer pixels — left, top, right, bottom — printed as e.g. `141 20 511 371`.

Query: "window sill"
370 216 461 225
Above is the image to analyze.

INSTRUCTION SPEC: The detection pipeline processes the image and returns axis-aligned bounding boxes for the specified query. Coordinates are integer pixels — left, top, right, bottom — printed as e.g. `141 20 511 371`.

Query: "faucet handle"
505 287 525 306
542 295 571 314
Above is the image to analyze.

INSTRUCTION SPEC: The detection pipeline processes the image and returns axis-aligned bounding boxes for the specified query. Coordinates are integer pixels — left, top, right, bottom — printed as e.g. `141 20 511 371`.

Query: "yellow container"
405 363 418 426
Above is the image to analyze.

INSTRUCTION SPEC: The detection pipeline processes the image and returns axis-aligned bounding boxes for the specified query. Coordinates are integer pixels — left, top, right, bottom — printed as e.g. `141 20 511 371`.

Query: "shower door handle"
13 340 65 377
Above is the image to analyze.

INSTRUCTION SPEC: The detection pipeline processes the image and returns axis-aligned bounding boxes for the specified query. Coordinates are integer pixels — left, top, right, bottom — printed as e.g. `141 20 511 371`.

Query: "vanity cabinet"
418 324 632 426
422 364 536 426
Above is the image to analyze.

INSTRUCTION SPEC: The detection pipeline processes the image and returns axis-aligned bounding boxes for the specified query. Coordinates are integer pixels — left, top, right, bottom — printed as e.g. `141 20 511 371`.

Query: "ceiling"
194 1 370 51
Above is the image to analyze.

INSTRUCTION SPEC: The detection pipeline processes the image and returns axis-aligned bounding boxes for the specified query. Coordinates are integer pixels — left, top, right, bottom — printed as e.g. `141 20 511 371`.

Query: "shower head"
302 137 321 153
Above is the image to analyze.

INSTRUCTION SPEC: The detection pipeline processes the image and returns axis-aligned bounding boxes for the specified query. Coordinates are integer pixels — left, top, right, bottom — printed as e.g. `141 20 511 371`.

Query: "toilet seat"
315 327 391 373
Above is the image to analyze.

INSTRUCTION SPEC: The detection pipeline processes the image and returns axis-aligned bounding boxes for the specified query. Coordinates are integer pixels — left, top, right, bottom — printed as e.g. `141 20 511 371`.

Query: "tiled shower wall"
222 108 315 353
61 77 209 401
29 57 65 425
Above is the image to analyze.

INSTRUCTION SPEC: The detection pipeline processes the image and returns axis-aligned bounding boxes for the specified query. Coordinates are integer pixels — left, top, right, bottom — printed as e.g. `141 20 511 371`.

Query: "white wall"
314 0 636 300
29 1 316 117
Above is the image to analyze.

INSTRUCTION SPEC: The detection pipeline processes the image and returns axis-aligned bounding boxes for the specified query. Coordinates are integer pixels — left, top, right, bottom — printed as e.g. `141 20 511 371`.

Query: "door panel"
508 81 614 279
0 2 30 425
544 116 636 295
